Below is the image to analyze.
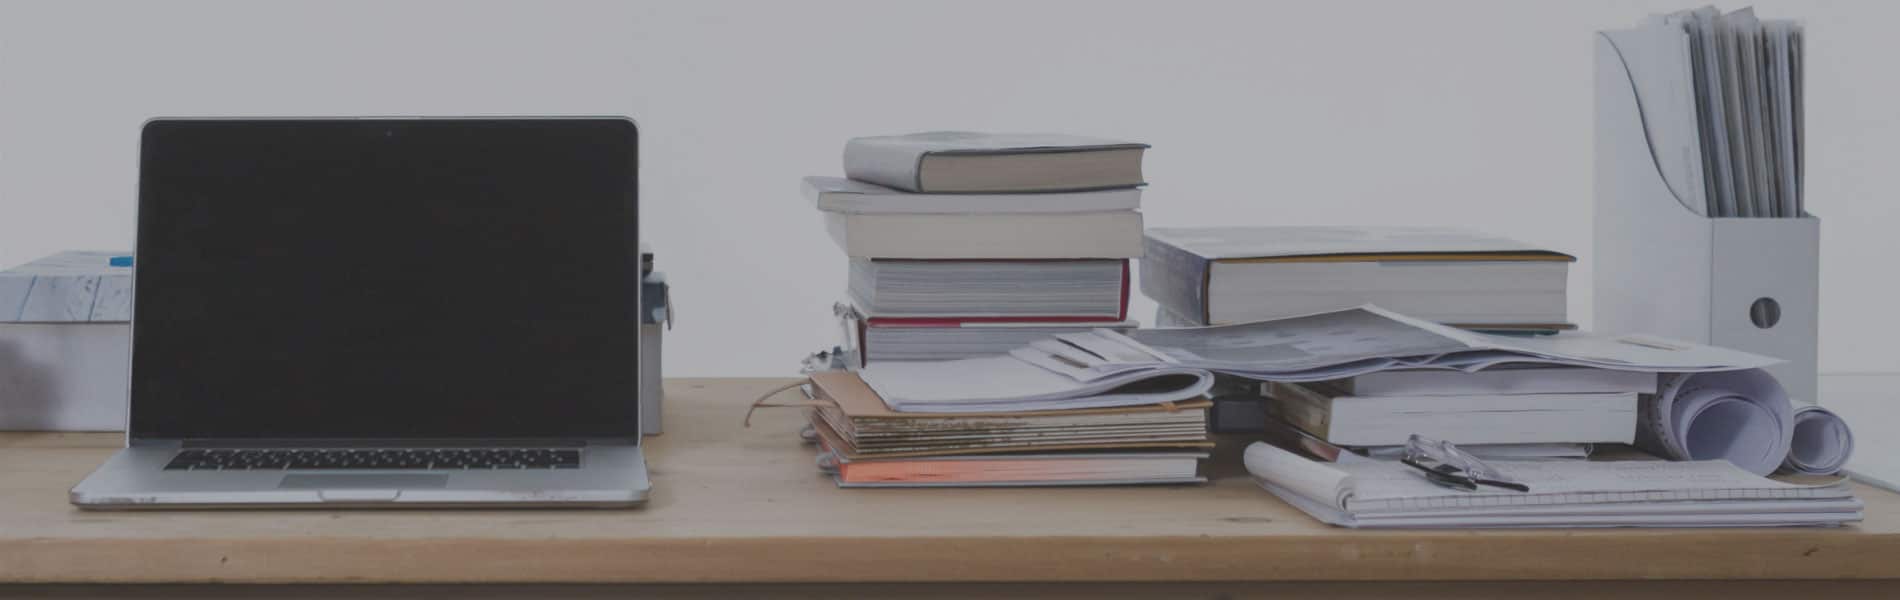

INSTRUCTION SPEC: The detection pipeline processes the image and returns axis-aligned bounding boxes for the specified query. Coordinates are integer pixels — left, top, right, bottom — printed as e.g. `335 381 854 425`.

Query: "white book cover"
803 176 1141 215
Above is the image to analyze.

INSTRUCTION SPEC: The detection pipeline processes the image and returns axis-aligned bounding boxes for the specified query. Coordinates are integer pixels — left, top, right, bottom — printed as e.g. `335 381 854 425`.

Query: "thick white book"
849 258 1128 320
1141 226 1573 326
842 131 1148 193
1266 382 1638 446
823 211 1143 259
1325 367 1658 397
804 176 1141 215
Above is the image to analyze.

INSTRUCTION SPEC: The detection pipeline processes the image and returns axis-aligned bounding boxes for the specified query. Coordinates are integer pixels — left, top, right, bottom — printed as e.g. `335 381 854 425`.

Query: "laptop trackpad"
278 474 450 490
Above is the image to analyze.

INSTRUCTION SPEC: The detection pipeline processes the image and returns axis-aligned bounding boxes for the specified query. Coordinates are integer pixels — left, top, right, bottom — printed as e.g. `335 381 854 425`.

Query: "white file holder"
1593 33 1819 402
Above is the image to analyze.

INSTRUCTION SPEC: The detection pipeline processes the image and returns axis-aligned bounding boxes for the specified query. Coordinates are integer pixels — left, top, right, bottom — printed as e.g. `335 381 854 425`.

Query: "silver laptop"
71 117 651 508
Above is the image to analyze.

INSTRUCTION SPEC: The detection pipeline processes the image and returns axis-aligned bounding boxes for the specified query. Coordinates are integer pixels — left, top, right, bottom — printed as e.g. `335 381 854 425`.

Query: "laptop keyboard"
163 448 582 471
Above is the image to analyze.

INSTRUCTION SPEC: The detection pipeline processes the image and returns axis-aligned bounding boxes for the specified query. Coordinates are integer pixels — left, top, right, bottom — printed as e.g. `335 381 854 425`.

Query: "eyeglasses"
1399 434 1531 493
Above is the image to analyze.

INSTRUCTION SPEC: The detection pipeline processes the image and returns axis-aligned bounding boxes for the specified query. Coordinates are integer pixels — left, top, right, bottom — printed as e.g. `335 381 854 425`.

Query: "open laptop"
71 117 650 508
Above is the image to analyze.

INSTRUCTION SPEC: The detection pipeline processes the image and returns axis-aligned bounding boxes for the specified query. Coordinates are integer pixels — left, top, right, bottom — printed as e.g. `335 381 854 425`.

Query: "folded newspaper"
858 306 1780 413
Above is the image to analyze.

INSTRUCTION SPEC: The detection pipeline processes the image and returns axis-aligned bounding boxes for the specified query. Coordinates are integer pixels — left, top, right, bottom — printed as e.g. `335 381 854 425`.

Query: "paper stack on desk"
1258 366 1659 461
1243 442 1861 529
804 371 1211 487
804 132 1148 365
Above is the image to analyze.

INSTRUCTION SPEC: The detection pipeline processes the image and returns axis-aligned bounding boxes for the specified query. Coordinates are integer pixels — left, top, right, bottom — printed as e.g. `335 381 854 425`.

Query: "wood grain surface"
0 378 1896 584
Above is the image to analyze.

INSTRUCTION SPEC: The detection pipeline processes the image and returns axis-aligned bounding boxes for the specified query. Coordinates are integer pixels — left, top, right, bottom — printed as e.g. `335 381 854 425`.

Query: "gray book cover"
843 131 1148 192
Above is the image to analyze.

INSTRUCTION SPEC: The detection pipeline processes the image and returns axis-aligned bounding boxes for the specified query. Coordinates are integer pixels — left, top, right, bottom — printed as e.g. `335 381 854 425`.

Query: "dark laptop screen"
130 119 640 440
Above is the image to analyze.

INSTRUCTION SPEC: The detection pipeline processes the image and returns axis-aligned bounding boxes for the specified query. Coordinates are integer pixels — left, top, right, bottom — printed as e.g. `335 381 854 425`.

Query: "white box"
0 251 134 430
1593 34 1819 402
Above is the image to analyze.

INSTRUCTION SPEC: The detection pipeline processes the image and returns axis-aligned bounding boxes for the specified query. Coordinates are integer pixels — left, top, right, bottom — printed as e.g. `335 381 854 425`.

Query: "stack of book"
1142 226 1576 332
806 371 1211 487
805 131 1147 366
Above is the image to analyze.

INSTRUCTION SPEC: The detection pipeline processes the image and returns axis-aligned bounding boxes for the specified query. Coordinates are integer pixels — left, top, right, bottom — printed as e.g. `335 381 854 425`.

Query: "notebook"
1244 442 1861 528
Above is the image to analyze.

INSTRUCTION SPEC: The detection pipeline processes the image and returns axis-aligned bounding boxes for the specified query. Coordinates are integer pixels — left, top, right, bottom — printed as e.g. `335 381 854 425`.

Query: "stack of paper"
858 306 1775 414
1607 6 1805 218
805 371 1210 487
857 306 1852 484
1244 442 1861 528
1260 366 1656 455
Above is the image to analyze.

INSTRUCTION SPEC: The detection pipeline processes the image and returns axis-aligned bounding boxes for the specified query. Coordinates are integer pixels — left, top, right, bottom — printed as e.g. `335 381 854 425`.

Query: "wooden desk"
2 378 1898 597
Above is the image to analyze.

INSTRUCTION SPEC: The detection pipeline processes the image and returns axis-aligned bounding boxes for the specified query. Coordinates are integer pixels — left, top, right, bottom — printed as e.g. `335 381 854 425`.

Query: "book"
849 258 1129 321
855 353 1216 414
824 211 1143 259
1266 381 1639 446
808 371 1212 458
803 176 1142 215
1140 226 1573 326
818 441 1206 488
1320 366 1658 397
842 132 1148 193
1244 441 1860 528
847 315 1138 364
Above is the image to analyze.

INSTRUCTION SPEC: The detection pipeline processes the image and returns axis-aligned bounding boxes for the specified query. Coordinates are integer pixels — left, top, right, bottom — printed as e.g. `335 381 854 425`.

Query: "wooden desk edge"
6 379 1899 584
8 532 1900 584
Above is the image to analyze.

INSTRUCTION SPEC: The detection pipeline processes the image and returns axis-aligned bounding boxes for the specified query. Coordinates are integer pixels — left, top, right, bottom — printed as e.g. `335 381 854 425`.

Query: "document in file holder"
1595 6 1819 404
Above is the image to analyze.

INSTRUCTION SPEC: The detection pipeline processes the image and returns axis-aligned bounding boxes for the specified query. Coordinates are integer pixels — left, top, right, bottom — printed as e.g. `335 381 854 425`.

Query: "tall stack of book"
797 132 1213 487
806 131 1147 365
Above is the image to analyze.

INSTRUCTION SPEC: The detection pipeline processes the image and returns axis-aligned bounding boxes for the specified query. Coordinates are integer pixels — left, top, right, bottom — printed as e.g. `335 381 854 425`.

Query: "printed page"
1120 307 1469 371
858 354 1214 413
1457 330 1782 372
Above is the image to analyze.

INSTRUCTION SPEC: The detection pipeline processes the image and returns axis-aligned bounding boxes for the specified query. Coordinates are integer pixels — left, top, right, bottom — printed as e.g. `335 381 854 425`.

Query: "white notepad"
1244 442 1860 528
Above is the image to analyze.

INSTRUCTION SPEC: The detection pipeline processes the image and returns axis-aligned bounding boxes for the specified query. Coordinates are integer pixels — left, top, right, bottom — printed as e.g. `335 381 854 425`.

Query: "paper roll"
1636 369 1793 476
1781 404 1854 475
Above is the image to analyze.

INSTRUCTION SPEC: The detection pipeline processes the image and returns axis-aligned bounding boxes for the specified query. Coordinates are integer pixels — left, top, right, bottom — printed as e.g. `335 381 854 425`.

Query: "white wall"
3 0 1896 377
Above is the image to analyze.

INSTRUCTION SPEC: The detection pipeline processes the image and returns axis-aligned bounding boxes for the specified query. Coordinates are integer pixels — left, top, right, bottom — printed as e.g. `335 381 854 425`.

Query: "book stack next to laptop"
1142 226 1576 333
805 131 1147 365
805 371 1211 487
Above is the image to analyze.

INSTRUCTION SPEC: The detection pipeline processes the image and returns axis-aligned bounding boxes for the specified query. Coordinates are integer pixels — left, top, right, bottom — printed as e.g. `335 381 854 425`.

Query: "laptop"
71 117 651 508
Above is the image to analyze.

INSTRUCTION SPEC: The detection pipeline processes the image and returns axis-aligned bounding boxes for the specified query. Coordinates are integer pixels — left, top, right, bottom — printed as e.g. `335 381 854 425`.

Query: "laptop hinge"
177 439 590 448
